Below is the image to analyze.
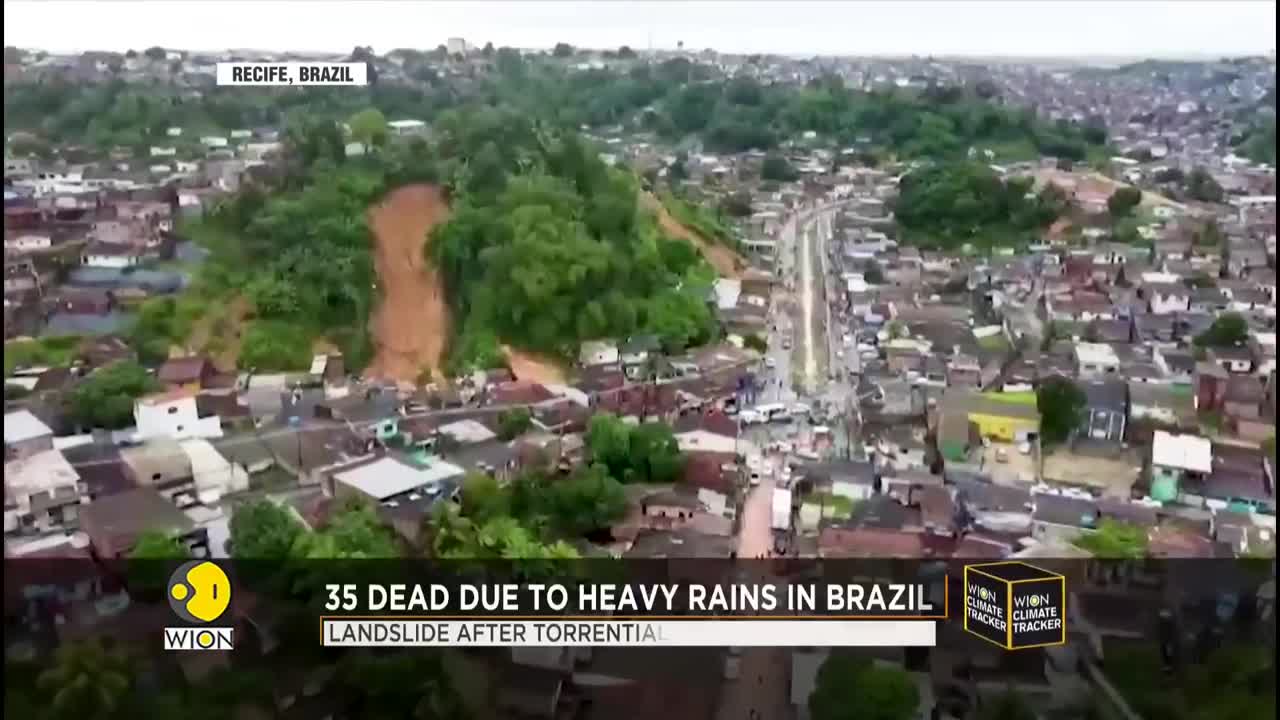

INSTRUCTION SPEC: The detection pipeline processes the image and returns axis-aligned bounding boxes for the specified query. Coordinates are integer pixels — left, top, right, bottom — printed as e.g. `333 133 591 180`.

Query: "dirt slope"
365 184 452 383
640 192 745 279
503 345 567 385
184 294 251 371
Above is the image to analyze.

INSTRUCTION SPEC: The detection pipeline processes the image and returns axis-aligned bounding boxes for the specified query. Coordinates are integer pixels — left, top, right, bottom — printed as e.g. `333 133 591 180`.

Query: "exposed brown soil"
185 294 251 372
364 184 452 383
503 345 567 385
640 192 745 279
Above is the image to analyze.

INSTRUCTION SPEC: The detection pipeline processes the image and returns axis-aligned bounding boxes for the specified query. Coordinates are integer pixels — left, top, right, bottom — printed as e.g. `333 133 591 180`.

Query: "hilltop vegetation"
5 52 1109 373
2 78 444 157
5 53 1105 163
143 106 715 375
429 107 717 373
1236 117 1276 165
894 161 1066 250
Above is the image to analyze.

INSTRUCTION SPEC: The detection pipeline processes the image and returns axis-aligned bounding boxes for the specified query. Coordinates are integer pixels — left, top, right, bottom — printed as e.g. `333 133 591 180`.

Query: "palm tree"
37 639 132 720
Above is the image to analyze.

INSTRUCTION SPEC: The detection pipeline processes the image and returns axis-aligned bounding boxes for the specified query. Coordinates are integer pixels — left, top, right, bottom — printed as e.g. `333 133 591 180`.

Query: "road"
798 220 819 393
718 473 789 720
716 201 849 720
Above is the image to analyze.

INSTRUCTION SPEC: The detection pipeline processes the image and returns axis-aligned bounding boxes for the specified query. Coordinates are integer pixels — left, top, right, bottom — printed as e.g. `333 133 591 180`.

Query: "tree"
719 189 753 217
482 42 495 57
668 154 689 182
348 107 388 149
895 162 1060 250
629 421 684 484
586 413 633 480
127 530 190 597
497 407 533 440
229 499 303 558
1195 312 1248 348
143 46 166 60
67 361 160 429
130 530 190 560
617 45 637 59
742 333 768 353
809 653 919 720
1037 376 1086 446
973 79 1000 99
546 464 627 535
1186 166 1224 203
761 151 797 182
460 472 509 523
349 45 378 84
552 42 574 58
1073 519 1149 559
1108 186 1142 217
293 498 401 559
37 639 132 720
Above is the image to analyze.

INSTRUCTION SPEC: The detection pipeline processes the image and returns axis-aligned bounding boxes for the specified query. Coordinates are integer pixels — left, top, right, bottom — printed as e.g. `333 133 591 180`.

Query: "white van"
752 403 791 423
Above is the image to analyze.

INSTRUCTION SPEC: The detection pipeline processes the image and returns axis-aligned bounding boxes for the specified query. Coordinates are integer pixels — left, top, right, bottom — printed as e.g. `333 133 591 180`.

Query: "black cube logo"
964 562 1066 650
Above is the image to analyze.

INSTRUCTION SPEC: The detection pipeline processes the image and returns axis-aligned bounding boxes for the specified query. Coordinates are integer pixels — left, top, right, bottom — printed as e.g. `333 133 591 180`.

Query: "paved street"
717 202 849 720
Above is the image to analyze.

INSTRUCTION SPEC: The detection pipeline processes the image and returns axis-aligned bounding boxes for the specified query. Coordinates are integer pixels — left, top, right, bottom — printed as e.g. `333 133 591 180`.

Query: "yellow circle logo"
167 561 231 623
1029 594 1041 607
978 587 990 600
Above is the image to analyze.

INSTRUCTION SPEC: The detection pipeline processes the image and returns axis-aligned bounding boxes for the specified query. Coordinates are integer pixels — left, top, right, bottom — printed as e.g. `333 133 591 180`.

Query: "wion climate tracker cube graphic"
964 562 1066 650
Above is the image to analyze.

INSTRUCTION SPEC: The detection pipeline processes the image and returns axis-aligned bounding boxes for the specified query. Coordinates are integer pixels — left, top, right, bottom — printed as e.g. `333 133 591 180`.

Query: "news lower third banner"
6 558 1272 653
321 619 937 647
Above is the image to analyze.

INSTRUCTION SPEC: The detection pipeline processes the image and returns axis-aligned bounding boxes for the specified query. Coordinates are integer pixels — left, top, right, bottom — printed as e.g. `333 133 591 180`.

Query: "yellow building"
939 390 1041 451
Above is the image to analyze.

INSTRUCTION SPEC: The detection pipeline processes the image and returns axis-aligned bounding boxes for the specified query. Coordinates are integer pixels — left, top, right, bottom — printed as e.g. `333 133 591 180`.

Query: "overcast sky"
4 1 1276 59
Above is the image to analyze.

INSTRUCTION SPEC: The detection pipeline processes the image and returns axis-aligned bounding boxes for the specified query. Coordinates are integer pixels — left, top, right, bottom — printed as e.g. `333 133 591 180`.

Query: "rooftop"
79 487 196 557
1074 342 1121 365
332 455 465 501
1151 430 1213 474
4 409 53 444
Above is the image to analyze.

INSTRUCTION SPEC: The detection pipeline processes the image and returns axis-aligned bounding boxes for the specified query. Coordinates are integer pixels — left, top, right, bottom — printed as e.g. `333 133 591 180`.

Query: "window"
168 406 178 414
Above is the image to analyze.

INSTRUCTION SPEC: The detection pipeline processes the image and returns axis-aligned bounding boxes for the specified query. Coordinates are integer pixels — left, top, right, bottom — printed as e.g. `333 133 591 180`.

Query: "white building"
387 119 427 136
1074 343 1121 378
4 449 82 534
446 38 468 55
1147 284 1191 315
180 439 249 504
579 340 619 366
133 389 222 441
712 278 742 311
4 409 54 459
675 428 739 455
5 234 52 252
331 455 464 504
81 245 141 269
200 136 229 149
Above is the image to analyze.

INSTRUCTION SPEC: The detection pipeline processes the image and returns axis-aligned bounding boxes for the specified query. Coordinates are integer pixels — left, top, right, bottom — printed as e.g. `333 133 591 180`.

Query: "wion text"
163 627 234 651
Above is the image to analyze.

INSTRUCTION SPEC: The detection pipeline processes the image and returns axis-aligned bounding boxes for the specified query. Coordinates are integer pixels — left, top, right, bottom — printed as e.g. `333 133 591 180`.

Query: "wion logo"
963 561 1066 650
163 560 234 651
